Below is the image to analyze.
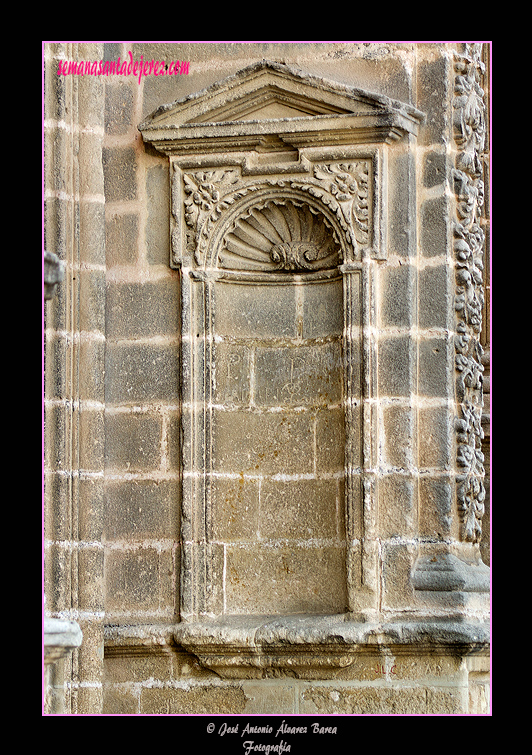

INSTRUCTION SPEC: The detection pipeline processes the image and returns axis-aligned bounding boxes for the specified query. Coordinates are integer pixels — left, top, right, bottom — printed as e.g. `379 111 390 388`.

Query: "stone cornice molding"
139 59 424 156
105 618 489 680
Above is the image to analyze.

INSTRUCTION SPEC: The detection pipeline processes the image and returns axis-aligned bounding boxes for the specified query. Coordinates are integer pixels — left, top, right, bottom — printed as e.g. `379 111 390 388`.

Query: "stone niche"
139 60 488 679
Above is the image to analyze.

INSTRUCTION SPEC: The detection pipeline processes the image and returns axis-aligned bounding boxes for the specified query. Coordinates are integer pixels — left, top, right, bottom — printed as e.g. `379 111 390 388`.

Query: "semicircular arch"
207 184 356 272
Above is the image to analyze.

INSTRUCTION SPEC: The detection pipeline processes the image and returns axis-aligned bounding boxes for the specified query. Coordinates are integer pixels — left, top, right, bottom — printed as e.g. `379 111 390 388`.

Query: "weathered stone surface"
102 146 137 202
254 341 343 407
213 409 315 476
214 282 300 339
43 250 65 300
44 619 83 665
106 280 179 339
105 342 179 404
225 544 347 615
300 684 464 715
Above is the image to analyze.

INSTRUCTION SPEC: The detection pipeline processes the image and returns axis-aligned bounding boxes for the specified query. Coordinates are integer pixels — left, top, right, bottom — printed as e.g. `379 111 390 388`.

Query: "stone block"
77 132 105 198
105 546 174 615
378 335 413 397
214 281 298 339
146 163 170 265
103 688 139 715
43 471 69 542
79 267 106 333
418 264 452 330
43 539 71 611
242 681 297 713
102 42 121 63
418 405 453 470
379 263 416 328
105 213 139 267
418 337 451 398
165 409 182 472
224 543 347 615
105 479 180 540
210 476 260 541
468 671 490 714
331 649 463 683
73 686 104 716
315 407 348 472
301 278 344 337
44 331 67 400
378 474 416 538
77 546 105 611
140 684 247 715
212 409 315 476
103 146 137 203
78 477 105 541
104 411 162 472
381 541 416 611
382 404 414 469
423 150 447 188
421 196 449 258
254 341 343 408
418 474 453 538
79 201 106 266
78 337 106 403
387 149 417 258
79 407 105 472
259 478 342 540
213 342 251 406
345 481 362 540
299 682 464 714
417 55 450 147
105 80 134 136
105 342 179 404
75 44 105 119
106 280 180 339
104 650 177 685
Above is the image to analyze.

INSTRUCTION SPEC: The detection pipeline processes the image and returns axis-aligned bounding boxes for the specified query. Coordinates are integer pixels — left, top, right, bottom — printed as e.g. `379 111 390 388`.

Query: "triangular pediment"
139 60 424 154
186 81 357 124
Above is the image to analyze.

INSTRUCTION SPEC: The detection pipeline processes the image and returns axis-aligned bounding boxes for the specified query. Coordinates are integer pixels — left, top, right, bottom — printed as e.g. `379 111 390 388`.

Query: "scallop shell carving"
219 200 341 272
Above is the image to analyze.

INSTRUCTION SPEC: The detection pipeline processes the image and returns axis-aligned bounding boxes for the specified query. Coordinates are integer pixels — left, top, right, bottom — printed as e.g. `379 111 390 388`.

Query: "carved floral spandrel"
177 160 372 270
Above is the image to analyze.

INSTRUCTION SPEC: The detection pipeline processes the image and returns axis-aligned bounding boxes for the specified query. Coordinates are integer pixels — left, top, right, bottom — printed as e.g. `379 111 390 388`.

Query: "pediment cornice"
139 60 424 155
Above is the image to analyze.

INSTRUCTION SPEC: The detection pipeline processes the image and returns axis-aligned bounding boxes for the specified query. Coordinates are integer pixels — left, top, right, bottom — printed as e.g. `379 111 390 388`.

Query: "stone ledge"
44 617 83 665
412 553 490 592
104 616 489 680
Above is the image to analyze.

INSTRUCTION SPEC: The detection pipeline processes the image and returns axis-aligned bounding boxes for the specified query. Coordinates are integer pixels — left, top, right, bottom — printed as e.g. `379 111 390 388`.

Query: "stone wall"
43 42 490 717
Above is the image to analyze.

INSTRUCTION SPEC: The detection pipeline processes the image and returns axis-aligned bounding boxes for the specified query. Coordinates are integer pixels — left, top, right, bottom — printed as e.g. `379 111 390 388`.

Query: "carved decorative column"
410 43 490 608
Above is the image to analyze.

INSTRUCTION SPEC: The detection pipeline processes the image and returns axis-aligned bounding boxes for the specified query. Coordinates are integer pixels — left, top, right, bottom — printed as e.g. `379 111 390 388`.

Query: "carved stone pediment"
139 60 424 155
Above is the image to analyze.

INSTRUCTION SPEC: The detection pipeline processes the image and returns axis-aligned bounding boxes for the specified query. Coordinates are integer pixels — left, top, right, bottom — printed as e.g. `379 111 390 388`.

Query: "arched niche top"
138 59 425 157
175 162 380 270
208 185 356 274
219 197 341 273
